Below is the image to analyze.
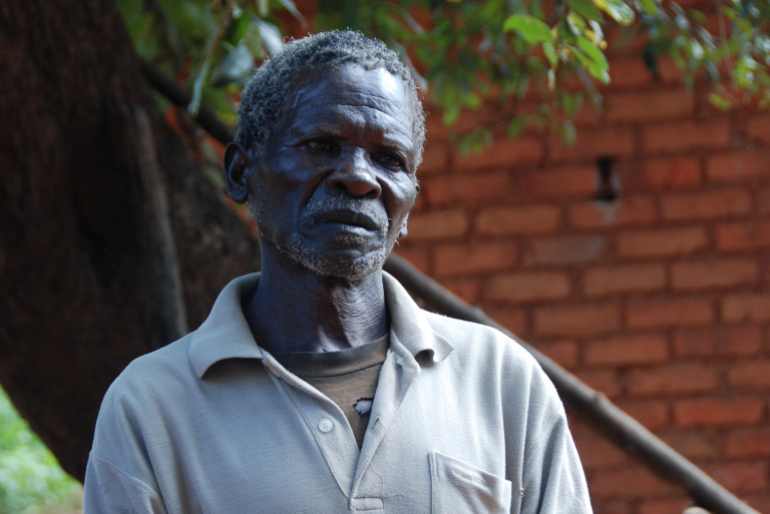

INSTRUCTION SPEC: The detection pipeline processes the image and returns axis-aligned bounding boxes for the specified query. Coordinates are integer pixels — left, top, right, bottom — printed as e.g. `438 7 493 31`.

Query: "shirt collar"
188 271 454 378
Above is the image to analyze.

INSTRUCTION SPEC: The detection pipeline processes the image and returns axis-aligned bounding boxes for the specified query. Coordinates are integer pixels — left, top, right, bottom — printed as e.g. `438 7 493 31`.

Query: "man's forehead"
289 64 413 119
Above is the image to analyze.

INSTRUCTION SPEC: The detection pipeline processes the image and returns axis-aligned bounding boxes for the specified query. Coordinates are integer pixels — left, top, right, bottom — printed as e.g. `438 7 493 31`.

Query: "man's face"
247 64 419 281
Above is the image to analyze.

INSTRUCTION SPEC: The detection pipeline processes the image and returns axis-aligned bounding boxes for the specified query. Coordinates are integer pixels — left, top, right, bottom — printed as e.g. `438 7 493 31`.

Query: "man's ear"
224 142 254 204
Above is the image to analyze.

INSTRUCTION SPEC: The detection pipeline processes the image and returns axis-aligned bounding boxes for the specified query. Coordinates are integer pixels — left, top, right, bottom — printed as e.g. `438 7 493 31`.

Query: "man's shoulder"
422 310 542 375
104 334 196 407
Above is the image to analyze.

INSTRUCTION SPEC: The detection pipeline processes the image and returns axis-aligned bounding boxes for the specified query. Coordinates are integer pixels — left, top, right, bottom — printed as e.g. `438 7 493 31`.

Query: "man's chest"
145 359 517 514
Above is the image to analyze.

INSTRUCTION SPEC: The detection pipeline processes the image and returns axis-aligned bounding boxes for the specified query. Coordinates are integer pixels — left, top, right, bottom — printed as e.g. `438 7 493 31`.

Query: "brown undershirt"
271 333 390 449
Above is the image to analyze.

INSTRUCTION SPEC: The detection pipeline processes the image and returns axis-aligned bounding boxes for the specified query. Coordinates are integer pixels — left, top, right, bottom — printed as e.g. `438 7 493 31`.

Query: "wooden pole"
140 60 760 514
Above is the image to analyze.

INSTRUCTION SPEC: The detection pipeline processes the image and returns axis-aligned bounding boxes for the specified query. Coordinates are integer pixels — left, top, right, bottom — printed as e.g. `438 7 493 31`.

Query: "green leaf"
561 120 577 145
562 92 585 117
277 0 309 30
594 0 635 25
503 14 553 45
639 0 659 15
543 42 558 65
223 13 249 46
567 11 587 36
507 115 528 138
689 9 707 23
576 36 609 70
212 43 254 86
253 17 283 55
189 60 211 116
708 92 733 111
566 0 604 22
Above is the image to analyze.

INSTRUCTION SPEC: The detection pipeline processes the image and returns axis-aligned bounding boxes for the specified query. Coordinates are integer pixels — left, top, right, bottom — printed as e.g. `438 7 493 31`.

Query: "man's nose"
326 149 382 198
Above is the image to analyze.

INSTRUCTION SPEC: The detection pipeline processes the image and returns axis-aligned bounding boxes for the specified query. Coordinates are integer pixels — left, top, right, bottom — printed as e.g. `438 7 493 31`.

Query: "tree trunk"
0 0 260 481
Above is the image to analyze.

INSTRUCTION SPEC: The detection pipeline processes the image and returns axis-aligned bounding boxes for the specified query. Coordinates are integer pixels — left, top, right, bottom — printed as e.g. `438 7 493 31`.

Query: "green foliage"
118 0 770 149
0 388 82 513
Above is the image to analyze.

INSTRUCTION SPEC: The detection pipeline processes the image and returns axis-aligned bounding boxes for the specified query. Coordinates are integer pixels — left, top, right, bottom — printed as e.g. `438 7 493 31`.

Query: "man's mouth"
316 209 381 231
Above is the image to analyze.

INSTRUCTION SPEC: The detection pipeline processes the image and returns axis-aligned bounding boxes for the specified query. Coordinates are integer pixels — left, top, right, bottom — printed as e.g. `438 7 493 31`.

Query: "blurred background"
0 0 769 512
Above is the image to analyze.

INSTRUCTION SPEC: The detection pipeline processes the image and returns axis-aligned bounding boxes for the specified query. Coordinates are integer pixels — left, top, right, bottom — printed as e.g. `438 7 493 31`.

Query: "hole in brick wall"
595 157 618 202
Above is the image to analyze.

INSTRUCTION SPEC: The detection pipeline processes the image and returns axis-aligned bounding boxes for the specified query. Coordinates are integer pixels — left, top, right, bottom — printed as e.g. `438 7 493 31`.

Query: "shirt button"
318 418 334 433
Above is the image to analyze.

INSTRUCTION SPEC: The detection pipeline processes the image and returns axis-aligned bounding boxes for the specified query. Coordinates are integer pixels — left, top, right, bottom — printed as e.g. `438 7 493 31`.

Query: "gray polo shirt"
84 272 592 514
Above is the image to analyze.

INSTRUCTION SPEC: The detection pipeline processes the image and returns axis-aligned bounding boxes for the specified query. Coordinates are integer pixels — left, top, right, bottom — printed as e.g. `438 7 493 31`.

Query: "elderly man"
84 31 592 513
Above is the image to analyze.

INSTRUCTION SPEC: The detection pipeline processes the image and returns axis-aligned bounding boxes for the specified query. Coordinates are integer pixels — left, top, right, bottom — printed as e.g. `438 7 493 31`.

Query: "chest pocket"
429 452 513 514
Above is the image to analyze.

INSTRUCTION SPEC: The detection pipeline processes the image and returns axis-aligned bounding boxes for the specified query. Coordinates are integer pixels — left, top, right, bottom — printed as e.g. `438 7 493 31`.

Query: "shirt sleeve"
83 368 169 514
505 350 593 514
84 454 168 514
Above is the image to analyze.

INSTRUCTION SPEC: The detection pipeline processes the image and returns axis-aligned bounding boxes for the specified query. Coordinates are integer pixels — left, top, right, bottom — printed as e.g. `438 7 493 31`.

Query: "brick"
707 151 770 183
702 461 768 492
520 166 597 199
661 188 751 221
626 298 714 329
716 220 770 252
424 111 450 141
729 360 770 389
656 55 684 83
605 58 655 88
747 116 770 145
617 400 669 430
585 334 668 366
583 264 665 297
573 436 627 470
605 88 694 123
484 307 528 337
660 430 721 460
442 278 481 304
638 156 702 190
643 120 731 154
534 340 579 369
411 190 428 214
535 303 620 337
722 293 770 323
743 494 770 514
591 500 632 514
674 396 764 428
569 197 657 229
758 187 770 215
726 427 770 457
672 258 758 291
453 136 544 171
423 172 511 206
617 227 708 258
571 101 602 126
588 465 680 499
475 205 561 236
575 369 621 397
407 209 469 241
549 127 635 163
674 326 762 357
393 247 430 274
450 105 499 133
637 497 691 514
628 363 718 396
418 141 449 175
434 242 518 277
524 235 607 266
484 272 571 303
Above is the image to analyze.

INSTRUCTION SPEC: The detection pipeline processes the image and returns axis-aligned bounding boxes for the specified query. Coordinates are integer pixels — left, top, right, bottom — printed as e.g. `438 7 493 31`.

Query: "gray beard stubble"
249 185 393 282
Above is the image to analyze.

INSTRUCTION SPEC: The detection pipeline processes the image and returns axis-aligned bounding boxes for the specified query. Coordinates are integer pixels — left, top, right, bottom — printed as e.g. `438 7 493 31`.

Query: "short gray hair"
235 30 426 168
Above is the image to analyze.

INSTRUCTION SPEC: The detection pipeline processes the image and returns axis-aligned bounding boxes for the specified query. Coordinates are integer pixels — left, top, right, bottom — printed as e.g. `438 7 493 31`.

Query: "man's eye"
376 153 405 169
306 139 335 152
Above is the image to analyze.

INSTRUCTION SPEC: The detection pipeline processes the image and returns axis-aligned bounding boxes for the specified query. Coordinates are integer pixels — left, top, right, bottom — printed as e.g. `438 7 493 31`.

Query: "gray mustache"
303 195 388 226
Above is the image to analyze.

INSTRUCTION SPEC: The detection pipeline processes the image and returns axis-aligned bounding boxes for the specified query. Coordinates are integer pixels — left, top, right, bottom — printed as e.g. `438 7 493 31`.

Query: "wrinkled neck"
243 243 389 354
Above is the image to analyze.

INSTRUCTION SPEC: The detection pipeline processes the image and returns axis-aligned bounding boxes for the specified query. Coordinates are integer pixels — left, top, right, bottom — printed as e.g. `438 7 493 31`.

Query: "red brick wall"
397 58 770 513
